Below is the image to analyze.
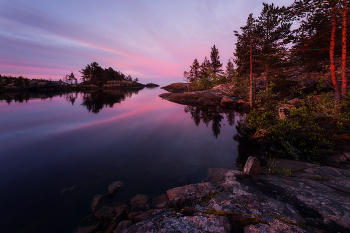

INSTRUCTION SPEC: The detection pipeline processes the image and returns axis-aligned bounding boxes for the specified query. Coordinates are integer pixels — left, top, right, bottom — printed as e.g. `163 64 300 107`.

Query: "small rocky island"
74 154 350 233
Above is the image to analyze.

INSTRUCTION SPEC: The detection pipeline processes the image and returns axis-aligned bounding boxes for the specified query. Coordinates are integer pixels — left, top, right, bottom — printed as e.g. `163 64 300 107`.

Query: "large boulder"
243 156 262 177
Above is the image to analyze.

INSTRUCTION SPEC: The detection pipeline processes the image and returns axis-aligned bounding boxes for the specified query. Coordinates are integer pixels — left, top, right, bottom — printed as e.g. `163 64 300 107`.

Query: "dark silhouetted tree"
210 45 223 75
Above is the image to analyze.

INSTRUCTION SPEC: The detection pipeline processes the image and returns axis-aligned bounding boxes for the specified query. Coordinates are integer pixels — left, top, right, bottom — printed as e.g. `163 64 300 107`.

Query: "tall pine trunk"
250 37 254 109
265 64 269 91
330 6 340 104
342 0 347 101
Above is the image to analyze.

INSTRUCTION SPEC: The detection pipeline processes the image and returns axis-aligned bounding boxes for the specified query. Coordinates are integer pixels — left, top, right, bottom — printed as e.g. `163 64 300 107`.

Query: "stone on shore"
243 156 262 177
108 181 124 196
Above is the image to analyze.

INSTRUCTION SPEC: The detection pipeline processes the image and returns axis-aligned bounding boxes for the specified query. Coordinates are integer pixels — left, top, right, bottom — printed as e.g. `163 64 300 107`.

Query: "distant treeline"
79 62 138 84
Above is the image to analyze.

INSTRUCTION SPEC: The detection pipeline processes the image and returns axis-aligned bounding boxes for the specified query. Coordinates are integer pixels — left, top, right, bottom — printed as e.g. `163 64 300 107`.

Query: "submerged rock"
108 181 124 196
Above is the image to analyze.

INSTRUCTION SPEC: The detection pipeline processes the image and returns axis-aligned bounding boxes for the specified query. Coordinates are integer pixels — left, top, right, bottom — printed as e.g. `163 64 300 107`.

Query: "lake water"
0 87 243 233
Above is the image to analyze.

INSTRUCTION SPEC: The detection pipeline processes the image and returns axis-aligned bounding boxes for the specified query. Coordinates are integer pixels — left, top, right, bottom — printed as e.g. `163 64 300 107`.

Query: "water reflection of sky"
0 87 241 233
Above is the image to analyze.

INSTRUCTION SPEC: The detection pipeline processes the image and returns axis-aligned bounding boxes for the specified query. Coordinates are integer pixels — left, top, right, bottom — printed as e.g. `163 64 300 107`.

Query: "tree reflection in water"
233 121 272 167
80 89 141 113
184 105 239 138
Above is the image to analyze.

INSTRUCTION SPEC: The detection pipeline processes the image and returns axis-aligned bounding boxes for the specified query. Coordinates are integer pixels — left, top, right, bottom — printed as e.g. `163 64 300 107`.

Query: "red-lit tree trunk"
341 0 347 101
330 6 340 104
250 36 254 109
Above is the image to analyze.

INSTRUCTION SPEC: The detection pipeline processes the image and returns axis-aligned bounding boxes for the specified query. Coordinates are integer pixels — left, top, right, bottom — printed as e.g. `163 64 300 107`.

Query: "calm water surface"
0 87 242 233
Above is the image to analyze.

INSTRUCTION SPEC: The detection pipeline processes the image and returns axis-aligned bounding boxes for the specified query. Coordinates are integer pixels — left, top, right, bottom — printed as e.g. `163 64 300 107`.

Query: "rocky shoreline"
74 154 350 233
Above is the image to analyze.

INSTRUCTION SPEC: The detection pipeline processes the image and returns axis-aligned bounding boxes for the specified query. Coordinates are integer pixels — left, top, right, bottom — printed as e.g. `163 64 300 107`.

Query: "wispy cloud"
0 0 294 84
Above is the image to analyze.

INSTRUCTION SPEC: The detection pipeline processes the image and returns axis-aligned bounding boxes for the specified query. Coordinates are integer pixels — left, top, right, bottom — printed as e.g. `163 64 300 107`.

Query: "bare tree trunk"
330 7 340 104
341 0 347 101
250 37 254 109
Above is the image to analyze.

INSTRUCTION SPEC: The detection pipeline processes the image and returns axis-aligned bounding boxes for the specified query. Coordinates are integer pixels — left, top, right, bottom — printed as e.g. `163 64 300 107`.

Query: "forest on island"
183 0 350 163
185 0 349 105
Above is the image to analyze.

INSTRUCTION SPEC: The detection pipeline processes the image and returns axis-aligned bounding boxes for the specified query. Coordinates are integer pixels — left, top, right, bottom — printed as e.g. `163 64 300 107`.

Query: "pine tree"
255 3 292 90
234 13 258 109
190 59 201 82
291 0 349 103
210 45 223 75
225 58 235 82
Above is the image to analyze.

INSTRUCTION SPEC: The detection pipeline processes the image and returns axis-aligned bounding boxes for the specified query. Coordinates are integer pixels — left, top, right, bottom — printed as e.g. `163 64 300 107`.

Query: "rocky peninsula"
74 154 350 233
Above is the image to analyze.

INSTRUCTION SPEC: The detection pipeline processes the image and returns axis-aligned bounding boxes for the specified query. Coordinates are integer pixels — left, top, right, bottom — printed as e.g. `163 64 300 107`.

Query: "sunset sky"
0 0 293 85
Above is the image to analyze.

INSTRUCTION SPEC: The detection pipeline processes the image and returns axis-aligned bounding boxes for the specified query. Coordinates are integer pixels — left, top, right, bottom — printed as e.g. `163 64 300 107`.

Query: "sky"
0 0 293 85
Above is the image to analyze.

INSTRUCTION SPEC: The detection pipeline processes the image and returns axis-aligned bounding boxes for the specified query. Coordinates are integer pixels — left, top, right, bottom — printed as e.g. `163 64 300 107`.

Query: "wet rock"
167 182 220 206
179 176 190 186
74 223 100 233
151 194 168 209
220 96 234 107
91 194 105 212
243 156 262 177
130 194 151 212
108 181 124 196
115 220 132 233
95 206 115 220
